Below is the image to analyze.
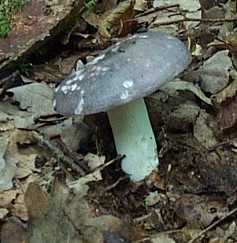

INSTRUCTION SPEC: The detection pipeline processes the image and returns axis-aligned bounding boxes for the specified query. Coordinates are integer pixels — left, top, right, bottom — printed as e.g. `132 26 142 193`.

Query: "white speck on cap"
139 35 148 39
122 80 134 88
75 90 85 114
120 90 129 100
52 99 56 109
55 85 60 92
115 41 121 46
146 63 151 68
66 79 74 85
127 35 137 40
167 35 176 40
102 67 110 72
61 85 71 94
77 72 86 81
88 54 105 65
111 45 120 52
71 84 77 91
89 72 96 78
95 66 102 71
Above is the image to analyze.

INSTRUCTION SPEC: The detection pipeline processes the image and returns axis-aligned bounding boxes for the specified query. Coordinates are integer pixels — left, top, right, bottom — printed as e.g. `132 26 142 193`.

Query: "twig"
104 176 128 191
36 134 86 175
133 213 152 223
188 207 237 243
135 4 179 18
92 154 124 172
153 16 237 26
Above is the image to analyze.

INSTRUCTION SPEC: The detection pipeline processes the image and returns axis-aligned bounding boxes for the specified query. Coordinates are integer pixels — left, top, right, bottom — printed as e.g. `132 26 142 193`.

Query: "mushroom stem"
107 98 158 181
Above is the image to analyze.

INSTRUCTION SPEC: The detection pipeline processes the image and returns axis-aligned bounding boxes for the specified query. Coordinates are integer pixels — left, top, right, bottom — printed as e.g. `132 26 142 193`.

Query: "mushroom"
54 31 190 181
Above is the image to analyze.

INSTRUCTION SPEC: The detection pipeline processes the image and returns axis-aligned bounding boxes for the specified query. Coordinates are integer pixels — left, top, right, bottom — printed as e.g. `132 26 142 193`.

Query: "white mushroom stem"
107 98 159 181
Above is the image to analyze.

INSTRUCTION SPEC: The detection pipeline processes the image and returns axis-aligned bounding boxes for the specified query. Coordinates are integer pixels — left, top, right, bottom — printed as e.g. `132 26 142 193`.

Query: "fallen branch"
153 16 237 26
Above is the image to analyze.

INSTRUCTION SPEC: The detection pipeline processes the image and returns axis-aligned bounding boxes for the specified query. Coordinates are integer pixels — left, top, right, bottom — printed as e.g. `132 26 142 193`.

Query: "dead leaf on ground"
0 134 17 191
0 190 17 207
198 50 233 94
27 178 130 243
193 109 218 149
1 217 27 243
84 153 106 170
0 208 9 220
152 0 201 31
97 1 136 44
24 182 48 220
160 79 212 105
213 78 237 130
174 194 228 228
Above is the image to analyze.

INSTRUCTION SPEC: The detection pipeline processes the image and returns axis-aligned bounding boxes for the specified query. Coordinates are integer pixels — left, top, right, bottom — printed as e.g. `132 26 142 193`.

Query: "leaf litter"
1 0 237 243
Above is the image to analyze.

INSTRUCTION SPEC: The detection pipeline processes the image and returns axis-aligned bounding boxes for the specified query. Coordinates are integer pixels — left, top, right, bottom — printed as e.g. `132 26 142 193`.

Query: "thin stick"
188 207 237 243
153 16 237 26
104 176 128 191
135 4 179 18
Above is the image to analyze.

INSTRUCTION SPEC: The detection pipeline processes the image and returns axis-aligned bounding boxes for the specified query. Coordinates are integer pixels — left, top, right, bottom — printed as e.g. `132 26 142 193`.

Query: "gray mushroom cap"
54 31 191 115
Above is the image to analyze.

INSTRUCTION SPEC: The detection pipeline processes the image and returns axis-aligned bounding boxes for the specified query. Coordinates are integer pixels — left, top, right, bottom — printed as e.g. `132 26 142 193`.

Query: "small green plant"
0 0 26 38
84 0 96 13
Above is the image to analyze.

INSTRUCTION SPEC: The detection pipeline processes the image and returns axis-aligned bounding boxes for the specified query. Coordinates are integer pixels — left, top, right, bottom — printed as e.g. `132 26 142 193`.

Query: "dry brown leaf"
15 154 37 179
1 217 28 243
11 175 37 221
213 79 237 130
97 0 136 44
175 194 228 227
96 0 118 13
0 174 37 221
12 193 28 221
213 79 237 105
0 190 17 208
193 110 218 149
134 0 147 11
0 208 9 220
216 95 237 130
24 182 49 220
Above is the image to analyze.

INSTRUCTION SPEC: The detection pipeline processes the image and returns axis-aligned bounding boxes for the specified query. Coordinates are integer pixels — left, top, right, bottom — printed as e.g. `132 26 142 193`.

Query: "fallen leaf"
84 153 106 170
27 178 124 243
193 110 217 149
198 50 233 94
24 182 48 220
160 79 212 105
97 0 136 44
153 0 201 30
175 194 228 227
9 82 55 115
0 208 9 219
216 97 237 131
15 154 37 179
12 193 28 221
1 217 28 243
166 102 200 132
0 135 17 191
212 78 237 130
0 190 17 207
134 0 147 11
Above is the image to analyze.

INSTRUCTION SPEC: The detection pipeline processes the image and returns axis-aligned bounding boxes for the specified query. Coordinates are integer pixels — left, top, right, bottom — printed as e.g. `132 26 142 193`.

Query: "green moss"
0 0 26 38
